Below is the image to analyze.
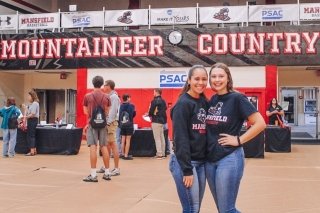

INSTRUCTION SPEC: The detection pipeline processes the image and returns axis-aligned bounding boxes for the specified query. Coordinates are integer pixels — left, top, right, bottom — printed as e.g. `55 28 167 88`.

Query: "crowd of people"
1 62 277 213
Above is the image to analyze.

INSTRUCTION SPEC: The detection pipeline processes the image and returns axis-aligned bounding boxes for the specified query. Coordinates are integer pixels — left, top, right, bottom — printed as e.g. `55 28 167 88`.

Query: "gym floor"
0 142 319 213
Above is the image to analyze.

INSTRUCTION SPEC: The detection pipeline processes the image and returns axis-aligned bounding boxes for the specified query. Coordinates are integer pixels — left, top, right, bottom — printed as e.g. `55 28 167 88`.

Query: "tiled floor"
1 141 320 213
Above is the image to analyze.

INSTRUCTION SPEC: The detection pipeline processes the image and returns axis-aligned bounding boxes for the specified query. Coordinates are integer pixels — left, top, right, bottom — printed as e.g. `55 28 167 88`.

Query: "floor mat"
291 132 313 138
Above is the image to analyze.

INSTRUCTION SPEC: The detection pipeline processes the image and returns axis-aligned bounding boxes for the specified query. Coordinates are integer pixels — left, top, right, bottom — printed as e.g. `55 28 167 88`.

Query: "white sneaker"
110 168 120 176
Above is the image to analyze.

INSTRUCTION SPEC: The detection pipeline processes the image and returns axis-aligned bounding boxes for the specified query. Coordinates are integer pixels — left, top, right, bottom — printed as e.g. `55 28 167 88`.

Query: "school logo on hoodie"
192 108 206 133
207 102 228 124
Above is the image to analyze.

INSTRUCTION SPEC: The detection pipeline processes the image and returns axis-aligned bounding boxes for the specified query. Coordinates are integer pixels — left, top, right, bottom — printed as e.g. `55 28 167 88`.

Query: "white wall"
87 66 266 89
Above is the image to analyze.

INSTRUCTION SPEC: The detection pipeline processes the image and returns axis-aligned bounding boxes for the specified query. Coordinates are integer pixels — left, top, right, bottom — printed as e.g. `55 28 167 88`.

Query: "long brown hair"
28 90 39 103
209 62 234 93
179 65 208 99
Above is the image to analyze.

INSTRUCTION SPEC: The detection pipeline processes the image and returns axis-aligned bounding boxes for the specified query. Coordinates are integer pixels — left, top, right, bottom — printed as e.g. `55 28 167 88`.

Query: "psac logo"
160 71 187 88
72 15 91 27
262 8 283 20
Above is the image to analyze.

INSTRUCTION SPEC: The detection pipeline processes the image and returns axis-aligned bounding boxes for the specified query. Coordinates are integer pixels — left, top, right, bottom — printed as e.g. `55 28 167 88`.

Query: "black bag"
119 110 132 128
8 108 19 129
90 95 107 129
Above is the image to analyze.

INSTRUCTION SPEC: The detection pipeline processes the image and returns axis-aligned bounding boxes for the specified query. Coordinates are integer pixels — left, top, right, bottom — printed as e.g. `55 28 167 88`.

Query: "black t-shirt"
206 92 257 162
171 93 208 176
268 105 283 125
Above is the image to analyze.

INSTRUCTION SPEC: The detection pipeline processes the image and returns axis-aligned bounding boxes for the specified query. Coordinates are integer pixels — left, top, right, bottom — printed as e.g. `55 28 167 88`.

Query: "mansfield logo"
117 11 133 24
213 8 231 21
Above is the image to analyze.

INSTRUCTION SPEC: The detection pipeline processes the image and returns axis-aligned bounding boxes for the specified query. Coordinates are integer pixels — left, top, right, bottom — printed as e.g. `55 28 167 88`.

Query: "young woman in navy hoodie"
170 65 208 213
205 63 266 213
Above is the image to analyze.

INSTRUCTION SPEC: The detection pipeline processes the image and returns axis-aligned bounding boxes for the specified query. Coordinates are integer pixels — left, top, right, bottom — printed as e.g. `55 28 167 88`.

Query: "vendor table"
15 127 83 155
129 128 169 157
265 126 291 152
241 130 265 158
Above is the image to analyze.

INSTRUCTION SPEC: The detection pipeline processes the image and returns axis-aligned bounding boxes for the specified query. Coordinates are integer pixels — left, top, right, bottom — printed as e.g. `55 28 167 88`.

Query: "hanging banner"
249 4 298 22
159 70 187 88
300 3 320 20
0 15 17 31
61 11 104 28
199 6 247 24
150 7 196 25
19 13 60 30
105 9 148 26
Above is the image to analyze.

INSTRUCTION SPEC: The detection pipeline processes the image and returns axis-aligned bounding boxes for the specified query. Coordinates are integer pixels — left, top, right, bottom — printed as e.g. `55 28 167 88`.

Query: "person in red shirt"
82 76 111 182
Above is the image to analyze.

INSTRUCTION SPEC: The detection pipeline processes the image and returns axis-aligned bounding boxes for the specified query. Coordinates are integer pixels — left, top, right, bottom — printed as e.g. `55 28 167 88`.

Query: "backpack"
119 105 132 128
8 107 19 129
90 94 107 129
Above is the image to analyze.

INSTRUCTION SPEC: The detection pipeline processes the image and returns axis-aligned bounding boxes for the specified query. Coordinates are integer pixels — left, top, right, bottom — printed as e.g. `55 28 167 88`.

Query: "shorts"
86 125 107 146
120 127 134 136
107 120 118 143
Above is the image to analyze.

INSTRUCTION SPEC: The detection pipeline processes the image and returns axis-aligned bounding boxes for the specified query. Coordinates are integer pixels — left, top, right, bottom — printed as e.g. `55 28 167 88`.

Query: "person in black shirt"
170 65 208 213
148 88 167 159
205 63 266 213
119 94 136 160
266 97 284 125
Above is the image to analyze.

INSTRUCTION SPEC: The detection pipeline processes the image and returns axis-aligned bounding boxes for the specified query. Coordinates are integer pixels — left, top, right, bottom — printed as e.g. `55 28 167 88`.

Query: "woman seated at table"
266 97 284 125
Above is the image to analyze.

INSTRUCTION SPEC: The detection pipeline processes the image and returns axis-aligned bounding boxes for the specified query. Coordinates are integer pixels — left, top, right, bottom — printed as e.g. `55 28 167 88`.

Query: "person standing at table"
119 94 136 160
206 62 266 213
266 97 284 125
148 88 167 159
170 65 208 212
83 76 111 182
97 80 121 177
0 97 21 158
24 90 40 156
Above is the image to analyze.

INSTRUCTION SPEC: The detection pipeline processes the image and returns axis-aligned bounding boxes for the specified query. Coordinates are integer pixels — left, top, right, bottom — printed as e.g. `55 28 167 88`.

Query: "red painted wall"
265 65 278 124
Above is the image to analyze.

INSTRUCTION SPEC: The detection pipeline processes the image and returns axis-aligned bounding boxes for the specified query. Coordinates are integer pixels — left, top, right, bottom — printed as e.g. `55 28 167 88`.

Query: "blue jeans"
205 148 244 213
169 154 206 213
2 128 17 157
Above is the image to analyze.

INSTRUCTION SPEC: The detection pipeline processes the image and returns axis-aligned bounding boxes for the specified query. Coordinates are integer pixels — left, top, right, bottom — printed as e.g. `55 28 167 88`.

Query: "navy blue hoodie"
171 93 208 176
206 92 257 162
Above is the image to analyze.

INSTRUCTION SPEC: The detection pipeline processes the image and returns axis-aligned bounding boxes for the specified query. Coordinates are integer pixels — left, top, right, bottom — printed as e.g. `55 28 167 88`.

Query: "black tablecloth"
265 126 291 152
129 128 169 157
15 127 83 155
241 130 265 158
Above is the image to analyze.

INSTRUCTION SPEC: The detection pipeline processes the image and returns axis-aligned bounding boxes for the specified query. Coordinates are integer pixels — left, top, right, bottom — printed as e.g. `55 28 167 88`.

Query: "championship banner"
249 4 298 22
105 9 148 26
150 7 196 25
61 11 104 28
19 13 60 30
0 15 17 31
199 6 247 24
300 3 320 20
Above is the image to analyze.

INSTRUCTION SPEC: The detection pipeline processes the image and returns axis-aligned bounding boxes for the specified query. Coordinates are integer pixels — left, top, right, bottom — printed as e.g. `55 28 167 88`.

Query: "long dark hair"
209 62 234 93
179 65 208 99
269 97 279 107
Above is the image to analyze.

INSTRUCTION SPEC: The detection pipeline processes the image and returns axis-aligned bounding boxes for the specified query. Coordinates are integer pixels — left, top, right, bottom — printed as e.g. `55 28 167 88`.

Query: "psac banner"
200 6 247 24
300 3 320 20
19 13 60 30
61 11 104 28
150 7 196 25
249 4 298 22
0 15 17 31
105 9 148 26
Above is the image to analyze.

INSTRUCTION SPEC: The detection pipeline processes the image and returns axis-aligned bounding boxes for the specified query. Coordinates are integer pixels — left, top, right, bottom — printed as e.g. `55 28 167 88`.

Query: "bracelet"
237 136 242 146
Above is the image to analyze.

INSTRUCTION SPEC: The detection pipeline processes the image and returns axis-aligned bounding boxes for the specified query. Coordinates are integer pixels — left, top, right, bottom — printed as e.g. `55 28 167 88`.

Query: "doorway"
35 89 76 125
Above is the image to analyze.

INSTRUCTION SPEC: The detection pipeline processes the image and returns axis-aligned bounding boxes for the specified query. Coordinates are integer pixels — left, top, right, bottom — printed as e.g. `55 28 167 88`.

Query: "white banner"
300 3 320 20
199 6 247 24
105 9 148 26
0 15 17 30
61 11 104 28
151 7 196 25
249 4 298 22
19 13 59 30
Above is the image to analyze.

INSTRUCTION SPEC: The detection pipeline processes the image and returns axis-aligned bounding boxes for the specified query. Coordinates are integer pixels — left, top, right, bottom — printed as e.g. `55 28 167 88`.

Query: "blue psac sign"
262 9 283 20
160 70 187 88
